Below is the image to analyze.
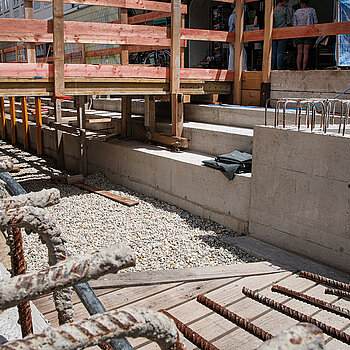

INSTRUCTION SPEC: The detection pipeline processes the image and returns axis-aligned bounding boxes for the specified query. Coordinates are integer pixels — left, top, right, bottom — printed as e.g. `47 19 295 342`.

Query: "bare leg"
297 44 303 70
303 44 311 70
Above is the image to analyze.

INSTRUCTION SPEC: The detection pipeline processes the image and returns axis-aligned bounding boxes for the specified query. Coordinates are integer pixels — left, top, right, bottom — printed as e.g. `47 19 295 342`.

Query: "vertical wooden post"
75 96 87 176
0 97 5 140
82 44 86 64
233 0 244 105
260 0 274 106
144 95 156 133
170 0 183 137
15 46 19 63
24 1 36 63
10 97 16 145
35 97 42 156
180 14 185 69
21 97 29 150
0 50 4 63
53 0 65 168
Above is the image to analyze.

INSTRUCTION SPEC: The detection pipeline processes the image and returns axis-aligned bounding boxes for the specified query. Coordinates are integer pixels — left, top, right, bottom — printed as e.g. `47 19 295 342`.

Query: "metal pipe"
299 271 350 292
0 244 135 310
197 294 273 342
242 287 350 345
160 309 218 350
0 308 185 350
325 289 350 299
271 285 350 319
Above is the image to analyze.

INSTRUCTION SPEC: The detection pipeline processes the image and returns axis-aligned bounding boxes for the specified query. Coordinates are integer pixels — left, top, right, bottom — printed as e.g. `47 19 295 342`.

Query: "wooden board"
75 183 139 207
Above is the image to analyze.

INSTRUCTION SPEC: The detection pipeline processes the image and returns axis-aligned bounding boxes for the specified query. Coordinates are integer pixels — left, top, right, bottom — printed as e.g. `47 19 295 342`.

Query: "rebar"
0 244 135 310
0 159 14 172
242 287 350 345
160 309 218 350
325 289 350 299
272 285 350 319
0 308 185 350
197 294 273 342
299 271 350 292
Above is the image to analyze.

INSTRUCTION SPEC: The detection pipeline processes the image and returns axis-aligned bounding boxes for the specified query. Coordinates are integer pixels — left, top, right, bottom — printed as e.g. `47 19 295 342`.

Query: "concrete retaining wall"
249 126 350 272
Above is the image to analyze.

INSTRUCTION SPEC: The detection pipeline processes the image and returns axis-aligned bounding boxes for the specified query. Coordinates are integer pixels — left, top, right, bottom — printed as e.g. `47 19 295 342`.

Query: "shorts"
294 37 315 46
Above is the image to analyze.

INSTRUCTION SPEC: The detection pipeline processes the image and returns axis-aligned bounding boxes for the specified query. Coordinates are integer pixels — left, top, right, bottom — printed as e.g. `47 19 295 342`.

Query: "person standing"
228 8 247 71
293 0 318 70
272 0 292 70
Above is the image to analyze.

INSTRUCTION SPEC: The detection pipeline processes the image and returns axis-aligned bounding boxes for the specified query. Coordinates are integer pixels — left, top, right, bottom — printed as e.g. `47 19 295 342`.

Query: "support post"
10 97 16 145
0 97 5 140
76 96 87 176
261 0 273 106
170 0 183 137
144 95 155 133
15 46 19 63
35 97 42 156
24 1 36 63
180 14 185 69
81 44 86 64
0 50 4 63
21 97 29 150
233 0 244 105
53 0 65 169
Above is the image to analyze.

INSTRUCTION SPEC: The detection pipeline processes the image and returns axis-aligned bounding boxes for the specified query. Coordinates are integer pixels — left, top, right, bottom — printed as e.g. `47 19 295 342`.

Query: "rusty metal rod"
0 244 135 310
197 294 273 342
325 289 350 299
242 287 350 345
0 308 185 350
272 285 350 319
299 271 350 292
160 309 218 350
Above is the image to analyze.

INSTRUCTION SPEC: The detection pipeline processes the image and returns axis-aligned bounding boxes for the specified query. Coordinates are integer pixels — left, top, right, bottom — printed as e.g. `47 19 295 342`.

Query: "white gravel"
0 142 259 273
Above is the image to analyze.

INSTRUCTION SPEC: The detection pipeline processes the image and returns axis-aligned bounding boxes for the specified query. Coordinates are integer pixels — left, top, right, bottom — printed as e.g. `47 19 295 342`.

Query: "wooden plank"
233 0 244 105
34 0 187 14
10 97 16 144
262 0 273 84
0 97 5 140
75 183 139 207
128 11 169 25
242 71 263 90
121 96 131 137
90 262 285 289
242 89 261 106
21 97 29 150
35 97 43 156
144 95 155 132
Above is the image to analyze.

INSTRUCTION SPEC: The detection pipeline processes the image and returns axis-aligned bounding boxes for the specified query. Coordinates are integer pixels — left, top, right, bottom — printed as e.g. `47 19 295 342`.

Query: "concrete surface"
249 126 350 273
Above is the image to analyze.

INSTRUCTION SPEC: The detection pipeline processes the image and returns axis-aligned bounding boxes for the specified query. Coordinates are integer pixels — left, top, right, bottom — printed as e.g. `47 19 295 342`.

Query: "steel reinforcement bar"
299 271 350 292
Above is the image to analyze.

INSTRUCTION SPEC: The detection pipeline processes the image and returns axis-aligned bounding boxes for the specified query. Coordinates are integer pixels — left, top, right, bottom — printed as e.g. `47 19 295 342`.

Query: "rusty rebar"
197 294 273 342
242 287 350 345
0 244 135 310
325 289 350 299
299 271 350 292
272 285 350 319
160 309 218 350
0 308 185 350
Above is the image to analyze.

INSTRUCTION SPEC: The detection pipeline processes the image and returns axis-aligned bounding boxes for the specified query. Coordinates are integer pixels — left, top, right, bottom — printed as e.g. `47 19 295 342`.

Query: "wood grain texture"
262 0 273 83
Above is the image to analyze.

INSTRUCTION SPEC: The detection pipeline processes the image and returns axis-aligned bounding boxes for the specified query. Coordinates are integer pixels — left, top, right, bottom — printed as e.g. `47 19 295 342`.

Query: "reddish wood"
35 97 43 156
0 97 5 140
10 97 16 145
128 11 169 25
34 0 187 14
21 97 29 150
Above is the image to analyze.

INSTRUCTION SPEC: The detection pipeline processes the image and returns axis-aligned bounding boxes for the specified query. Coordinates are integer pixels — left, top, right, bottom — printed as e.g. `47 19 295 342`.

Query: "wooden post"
24 1 36 63
170 0 183 137
261 0 274 106
144 95 156 133
21 97 29 150
233 0 244 105
76 96 87 176
53 0 65 168
10 97 16 145
35 97 43 156
0 97 5 140
15 46 19 63
0 50 4 63
82 43 86 64
180 14 185 68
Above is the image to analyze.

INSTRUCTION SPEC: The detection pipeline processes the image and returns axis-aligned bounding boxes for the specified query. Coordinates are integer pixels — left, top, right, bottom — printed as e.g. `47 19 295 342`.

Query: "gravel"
0 142 260 273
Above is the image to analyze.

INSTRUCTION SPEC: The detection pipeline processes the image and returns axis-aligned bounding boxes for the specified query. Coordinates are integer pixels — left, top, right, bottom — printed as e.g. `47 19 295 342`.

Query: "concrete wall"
249 126 350 273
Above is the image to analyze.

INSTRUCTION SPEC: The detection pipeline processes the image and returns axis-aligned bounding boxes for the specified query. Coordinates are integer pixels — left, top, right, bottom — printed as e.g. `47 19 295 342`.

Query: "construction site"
0 0 349 349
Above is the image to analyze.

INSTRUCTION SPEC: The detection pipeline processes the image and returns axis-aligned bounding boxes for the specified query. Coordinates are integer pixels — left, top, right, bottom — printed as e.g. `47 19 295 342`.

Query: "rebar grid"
272 285 350 319
0 308 185 350
197 294 273 342
160 309 218 350
325 289 350 299
242 287 350 345
299 271 350 292
0 244 135 310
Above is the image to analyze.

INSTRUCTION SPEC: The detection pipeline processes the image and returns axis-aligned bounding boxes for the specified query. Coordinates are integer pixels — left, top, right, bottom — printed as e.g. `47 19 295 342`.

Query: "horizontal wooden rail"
128 11 170 25
34 0 187 14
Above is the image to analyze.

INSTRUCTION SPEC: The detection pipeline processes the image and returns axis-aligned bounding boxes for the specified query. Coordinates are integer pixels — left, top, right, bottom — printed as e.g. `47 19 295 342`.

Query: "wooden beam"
76 96 87 176
144 95 155 132
34 0 187 14
0 50 4 63
0 97 5 140
121 96 132 137
21 97 29 150
10 97 16 145
233 0 244 105
24 1 36 63
35 97 43 156
262 0 273 84
180 14 185 68
128 11 169 25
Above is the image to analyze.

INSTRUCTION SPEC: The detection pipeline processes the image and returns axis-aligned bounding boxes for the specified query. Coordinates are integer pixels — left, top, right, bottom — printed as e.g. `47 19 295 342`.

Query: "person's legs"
271 40 278 70
303 44 311 70
228 43 234 70
296 44 304 70
276 39 287 70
